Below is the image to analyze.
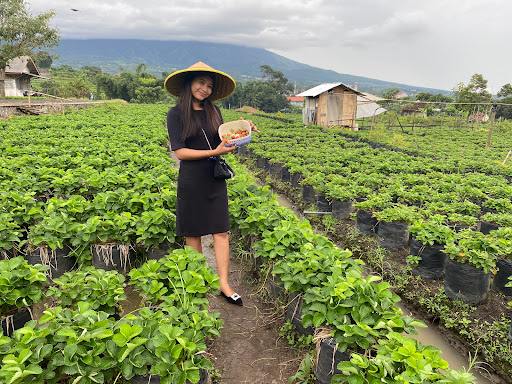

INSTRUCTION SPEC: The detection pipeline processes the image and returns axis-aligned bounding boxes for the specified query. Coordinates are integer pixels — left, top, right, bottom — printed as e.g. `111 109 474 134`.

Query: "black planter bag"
409 237 446 279
332 199 354 220
290 173 304 188
268 162 284 176
315 337 352 384
480 220 499 235
267 274 286 300
286 291 314 336
444 257 490 305
302 184 318 204
91 243 135 274
1 306 32 336
281 166 291 183
256 155 266 168
492 258 512 297
356 210 379 236
317 194 332 212
25 244 76 280
377 221 410 252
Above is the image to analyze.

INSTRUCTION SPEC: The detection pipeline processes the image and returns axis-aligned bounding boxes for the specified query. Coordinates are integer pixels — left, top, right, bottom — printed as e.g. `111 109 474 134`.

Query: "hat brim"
164 67 236 102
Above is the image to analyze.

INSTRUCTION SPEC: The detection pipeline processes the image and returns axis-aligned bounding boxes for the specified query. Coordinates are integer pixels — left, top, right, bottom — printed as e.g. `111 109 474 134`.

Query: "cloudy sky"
29 0 509 92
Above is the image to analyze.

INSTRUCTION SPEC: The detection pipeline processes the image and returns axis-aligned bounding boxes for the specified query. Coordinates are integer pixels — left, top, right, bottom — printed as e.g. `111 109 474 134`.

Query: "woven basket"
218 120 252 147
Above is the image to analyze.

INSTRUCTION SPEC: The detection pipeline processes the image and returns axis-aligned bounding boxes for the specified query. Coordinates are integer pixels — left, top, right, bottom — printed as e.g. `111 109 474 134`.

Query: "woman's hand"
240 117 260 133
215 139 237 155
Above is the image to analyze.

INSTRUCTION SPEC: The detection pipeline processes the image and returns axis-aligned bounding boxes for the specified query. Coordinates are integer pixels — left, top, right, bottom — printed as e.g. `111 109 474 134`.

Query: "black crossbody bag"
202 129 235 179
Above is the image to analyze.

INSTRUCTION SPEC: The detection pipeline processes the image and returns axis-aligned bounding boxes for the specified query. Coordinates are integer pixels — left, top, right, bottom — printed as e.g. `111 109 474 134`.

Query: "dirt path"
202 236 302 384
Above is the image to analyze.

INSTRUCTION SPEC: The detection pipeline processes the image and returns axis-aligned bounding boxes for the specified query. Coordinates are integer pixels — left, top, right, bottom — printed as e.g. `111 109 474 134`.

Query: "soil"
201 236 304 384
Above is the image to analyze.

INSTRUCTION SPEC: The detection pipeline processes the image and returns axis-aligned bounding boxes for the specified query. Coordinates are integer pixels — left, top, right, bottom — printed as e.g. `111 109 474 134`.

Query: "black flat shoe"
220 291 243 306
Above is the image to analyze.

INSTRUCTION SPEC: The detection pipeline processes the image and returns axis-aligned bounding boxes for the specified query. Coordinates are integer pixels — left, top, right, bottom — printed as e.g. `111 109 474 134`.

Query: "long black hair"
177 72 222 141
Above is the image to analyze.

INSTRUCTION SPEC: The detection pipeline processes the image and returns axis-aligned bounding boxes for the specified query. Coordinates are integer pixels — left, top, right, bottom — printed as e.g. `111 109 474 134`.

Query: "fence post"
485 104 497 149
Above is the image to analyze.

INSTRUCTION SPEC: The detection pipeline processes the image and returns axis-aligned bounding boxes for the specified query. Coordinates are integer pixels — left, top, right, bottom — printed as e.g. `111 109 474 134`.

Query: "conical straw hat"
164 61 236 102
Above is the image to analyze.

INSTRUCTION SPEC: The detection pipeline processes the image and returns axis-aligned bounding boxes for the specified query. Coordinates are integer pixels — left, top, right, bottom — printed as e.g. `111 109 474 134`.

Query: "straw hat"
164 61 236 102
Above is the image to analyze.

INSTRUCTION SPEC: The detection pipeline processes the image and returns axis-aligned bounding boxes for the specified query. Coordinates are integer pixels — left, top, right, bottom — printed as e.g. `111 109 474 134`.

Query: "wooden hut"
297 82 363 128
4 56 43 97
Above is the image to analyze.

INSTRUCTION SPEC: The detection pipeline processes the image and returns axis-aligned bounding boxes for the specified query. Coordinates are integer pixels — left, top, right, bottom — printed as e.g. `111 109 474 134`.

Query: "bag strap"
201 129 213 151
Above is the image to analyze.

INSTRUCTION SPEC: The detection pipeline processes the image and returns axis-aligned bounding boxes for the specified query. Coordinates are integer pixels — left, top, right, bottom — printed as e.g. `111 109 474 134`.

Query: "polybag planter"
302 184 318 204
286 292 314 336
356 210 379 236
316 195 332 212
409 237 446 280
25 244 76 280
281 166 291 183
315 337 351 384
492 258 512 297
377 221 410 252
332 199 354 220
444 257 491 305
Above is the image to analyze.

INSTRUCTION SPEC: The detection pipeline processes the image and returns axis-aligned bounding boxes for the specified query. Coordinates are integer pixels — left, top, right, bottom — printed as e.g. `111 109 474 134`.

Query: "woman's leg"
186 237 202 253
212 232 236 297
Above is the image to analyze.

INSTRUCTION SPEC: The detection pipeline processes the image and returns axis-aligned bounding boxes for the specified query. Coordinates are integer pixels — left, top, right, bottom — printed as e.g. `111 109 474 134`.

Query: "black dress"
166 106 230 237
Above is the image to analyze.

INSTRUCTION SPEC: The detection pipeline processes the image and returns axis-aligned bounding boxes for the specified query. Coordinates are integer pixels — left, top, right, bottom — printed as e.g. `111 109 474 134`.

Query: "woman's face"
190 75 214 102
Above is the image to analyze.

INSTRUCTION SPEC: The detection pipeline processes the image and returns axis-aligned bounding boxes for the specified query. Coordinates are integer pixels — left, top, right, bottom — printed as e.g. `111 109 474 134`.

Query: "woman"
165 62 256 306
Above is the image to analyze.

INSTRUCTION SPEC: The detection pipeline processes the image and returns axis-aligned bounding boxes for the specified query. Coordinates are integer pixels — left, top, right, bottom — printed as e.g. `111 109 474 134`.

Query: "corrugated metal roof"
297 82 363 97
356 95 386 119
5 56 40 76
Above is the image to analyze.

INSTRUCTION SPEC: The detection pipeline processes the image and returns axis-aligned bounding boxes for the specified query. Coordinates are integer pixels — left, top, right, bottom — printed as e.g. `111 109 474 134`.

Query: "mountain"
53 39 450 95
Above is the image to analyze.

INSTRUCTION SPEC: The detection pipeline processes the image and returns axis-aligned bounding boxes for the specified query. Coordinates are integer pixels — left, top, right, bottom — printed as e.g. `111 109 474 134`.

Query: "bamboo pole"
503 150 512 165
28 92 31 107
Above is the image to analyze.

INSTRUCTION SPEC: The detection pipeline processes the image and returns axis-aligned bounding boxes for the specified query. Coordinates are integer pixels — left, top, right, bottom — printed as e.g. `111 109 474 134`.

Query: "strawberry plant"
443 229 499 274
47 266 127 315
0 257 48 317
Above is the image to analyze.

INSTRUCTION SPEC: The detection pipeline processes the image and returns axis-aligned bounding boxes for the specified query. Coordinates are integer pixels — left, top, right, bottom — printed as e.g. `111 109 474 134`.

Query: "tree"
34 51 52 69
497 83 512 98
496 83 512 120
221 65 293 113
81 66 102 78
381 87 400 100
0 0 60 97
452 73 492 112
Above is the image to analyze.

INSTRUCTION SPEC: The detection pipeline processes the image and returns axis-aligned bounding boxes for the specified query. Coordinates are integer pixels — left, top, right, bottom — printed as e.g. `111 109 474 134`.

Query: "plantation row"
0 104 480 383
0 104 179 266
347 115 512 177
227 109 512 380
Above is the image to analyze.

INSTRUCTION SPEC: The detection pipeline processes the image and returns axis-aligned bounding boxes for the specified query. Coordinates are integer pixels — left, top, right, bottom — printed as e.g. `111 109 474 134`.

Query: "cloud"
27 0 512 90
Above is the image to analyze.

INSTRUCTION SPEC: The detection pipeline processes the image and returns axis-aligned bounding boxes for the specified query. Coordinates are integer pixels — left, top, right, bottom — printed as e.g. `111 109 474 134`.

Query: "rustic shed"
297 82 363 128
401 102 427 116
4 56 43 97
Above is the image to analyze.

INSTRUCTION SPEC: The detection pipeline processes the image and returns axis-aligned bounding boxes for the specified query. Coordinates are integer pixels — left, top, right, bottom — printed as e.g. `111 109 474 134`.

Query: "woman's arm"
174 139 236 160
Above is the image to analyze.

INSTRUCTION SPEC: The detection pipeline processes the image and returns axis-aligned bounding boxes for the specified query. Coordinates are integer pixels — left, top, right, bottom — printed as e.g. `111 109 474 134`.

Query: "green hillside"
53 39 450 96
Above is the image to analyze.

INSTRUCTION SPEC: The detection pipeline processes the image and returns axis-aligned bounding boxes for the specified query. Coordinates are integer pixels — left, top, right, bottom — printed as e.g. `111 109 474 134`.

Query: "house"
394 92 409 99
236 106 259 113
469 112 489 122
297 82 363 128
286 96 304 107
4 56 45 97
401 102 427 116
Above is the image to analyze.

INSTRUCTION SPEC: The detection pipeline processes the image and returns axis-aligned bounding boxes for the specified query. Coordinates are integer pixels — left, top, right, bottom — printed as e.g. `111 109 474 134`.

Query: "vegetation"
0 0 60 97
